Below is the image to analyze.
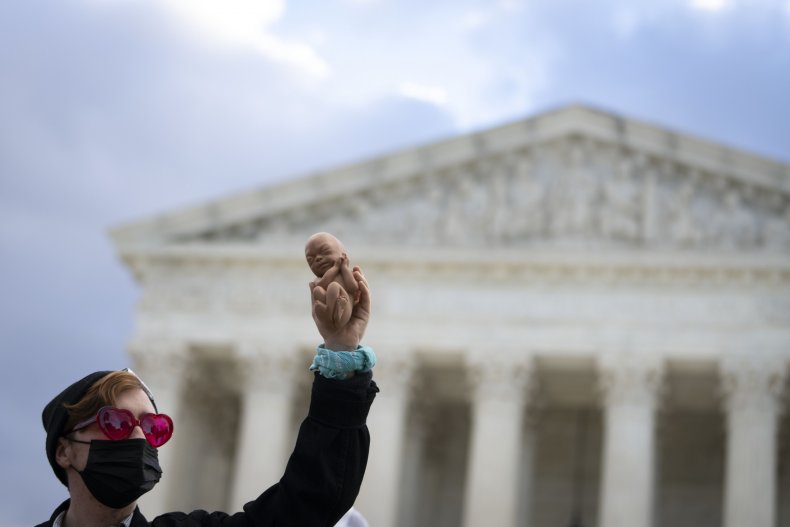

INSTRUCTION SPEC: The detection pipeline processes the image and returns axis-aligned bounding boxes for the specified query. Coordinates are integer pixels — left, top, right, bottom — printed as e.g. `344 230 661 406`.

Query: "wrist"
323 340 359 352
310 344 376 380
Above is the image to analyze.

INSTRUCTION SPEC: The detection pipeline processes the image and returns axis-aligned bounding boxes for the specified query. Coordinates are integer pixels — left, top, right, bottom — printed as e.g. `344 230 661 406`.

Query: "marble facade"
112 105 790 526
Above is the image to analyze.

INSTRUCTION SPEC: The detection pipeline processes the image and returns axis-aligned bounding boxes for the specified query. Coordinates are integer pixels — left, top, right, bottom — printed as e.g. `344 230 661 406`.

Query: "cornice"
120 244 790 288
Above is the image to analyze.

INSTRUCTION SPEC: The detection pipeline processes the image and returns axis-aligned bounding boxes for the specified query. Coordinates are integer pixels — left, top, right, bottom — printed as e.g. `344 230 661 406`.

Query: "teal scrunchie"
309 344 377 380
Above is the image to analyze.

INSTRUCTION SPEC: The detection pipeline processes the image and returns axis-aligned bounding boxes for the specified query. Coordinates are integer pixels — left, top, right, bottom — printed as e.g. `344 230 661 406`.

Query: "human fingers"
353 268 370 313
352 265 369 289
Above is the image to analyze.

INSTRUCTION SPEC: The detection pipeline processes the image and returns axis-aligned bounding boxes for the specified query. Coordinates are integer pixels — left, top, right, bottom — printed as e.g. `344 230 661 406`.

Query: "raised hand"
310 265 370 351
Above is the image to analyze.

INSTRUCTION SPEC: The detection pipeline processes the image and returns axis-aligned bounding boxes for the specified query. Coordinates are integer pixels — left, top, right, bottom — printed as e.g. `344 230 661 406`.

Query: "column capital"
465 354 535 404
236 341 299 393
373 354 416 396
598 353 664 409
720 354 787 415
128 338 189 387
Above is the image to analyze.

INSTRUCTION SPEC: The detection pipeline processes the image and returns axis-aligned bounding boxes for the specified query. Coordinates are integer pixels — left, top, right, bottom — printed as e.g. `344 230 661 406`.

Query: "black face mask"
78 439 162 509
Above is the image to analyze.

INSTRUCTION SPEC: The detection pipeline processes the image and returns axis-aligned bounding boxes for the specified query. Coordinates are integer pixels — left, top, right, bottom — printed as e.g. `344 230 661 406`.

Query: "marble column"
597 354 663 527
397 399 430 527
721 355 787 527
355 357 414 527
128 339 188 517
516 408 539 526
229 343 297 511
462 356 532 527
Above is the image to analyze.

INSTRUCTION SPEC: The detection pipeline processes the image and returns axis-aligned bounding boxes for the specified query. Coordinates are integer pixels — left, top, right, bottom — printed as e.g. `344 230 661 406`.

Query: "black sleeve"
246 371 378 526
150 371 378 527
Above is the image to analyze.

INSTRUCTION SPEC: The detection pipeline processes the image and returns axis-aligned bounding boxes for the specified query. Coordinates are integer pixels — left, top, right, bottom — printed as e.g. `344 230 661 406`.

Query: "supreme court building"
111 105 790 527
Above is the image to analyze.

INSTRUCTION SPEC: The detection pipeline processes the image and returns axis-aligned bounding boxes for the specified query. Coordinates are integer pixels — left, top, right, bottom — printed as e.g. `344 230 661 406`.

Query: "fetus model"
305 232 360 331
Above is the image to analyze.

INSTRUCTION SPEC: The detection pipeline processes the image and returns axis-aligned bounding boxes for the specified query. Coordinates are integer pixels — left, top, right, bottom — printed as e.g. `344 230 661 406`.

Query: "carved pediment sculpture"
112 106 790 254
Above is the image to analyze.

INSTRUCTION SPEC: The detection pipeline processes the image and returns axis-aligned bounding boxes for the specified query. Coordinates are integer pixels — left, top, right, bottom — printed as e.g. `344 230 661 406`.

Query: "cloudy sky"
1 0 788 523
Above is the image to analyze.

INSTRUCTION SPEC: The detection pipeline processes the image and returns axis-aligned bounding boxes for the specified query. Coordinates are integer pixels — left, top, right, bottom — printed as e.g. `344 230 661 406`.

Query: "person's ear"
55 437 73 469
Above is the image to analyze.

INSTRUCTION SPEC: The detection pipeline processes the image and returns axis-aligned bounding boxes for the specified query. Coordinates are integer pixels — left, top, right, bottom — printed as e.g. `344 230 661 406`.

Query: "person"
333 507 369 527
305 232 359 332
38 263 378 527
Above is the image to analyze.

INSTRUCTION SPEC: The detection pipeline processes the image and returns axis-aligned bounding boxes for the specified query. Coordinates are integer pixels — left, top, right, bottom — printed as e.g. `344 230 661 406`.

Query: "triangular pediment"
111 105 790 254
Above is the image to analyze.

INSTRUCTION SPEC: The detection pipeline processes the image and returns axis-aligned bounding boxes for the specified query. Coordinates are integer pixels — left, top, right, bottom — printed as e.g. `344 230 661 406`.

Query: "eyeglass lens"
98 407 173 447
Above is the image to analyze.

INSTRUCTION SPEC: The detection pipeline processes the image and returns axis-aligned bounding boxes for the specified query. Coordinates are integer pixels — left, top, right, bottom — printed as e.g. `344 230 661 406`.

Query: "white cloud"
460 10 491 31
399 82 449 106
341 0 383 5
162 0 283 39
689 0 733 12
498 0 526 12
160 0 330 77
